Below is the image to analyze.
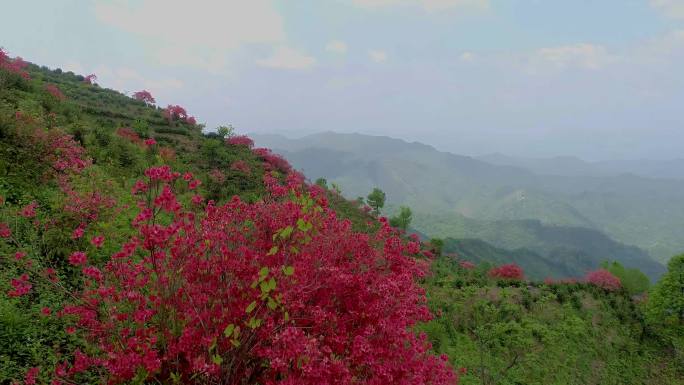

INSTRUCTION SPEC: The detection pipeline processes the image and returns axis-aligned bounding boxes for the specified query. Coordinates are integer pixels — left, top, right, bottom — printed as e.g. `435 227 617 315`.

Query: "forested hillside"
1 51 682 385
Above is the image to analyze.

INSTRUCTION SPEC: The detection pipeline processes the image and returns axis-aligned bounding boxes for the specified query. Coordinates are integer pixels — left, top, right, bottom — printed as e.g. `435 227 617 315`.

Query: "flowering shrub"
253 148 292 174
186 116 197 125
488 264 524 280
45 84 66 100
226 135 254 148
230 160 251 174
0 48 30 79
133 90 156 105
84 74 97 84
3 160 457 384
163 104 188 122
459 260 475 270
585 269 621 291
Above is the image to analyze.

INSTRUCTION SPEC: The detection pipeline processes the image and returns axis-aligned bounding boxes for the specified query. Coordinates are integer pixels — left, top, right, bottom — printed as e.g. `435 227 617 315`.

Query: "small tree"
133 90 156 105
390 206 412 231
366 188 386 215
216 125 234 139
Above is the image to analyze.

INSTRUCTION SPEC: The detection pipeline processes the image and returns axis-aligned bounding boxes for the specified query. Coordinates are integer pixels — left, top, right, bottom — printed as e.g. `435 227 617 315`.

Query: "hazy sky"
2 0 684 160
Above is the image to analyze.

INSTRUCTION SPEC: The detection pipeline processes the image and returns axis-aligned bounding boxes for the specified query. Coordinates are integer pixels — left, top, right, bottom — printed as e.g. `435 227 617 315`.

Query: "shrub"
585 269 621 291
3 163 457 384
488 264 524 280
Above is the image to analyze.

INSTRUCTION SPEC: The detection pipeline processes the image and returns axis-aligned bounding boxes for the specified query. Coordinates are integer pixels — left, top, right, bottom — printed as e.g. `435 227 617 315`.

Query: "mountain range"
251 131 684 278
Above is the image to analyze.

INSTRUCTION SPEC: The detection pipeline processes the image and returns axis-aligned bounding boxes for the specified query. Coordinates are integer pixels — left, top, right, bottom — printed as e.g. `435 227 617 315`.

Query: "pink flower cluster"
0 48 30 79
132 90 155 104
488 263 524 280
225 135 254 148
585 269 621 291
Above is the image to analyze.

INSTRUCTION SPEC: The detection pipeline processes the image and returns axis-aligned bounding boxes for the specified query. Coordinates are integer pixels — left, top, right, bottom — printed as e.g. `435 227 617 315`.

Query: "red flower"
90 235 105 248
72 227 85 239
20 201 38 218
68 251 87 266
41 307 52 316
24 367 39 385
0 222 11 238
144 138 156 146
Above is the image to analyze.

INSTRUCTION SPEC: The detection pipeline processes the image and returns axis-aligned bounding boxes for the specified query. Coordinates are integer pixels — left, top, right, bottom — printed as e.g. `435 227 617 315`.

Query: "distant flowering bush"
45 84 66 100
226 135 254 148
0 48 30 79
253 147 292 173
488 264 524 280
133 90 156 104
585 269 621 291
459 260 476 270
84 74 97 84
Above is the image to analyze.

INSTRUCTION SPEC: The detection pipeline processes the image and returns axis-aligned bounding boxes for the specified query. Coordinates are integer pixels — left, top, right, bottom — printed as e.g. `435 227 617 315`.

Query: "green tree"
315 178 328 188
366 188 386 215
389 206 412 231
429 238 444 257
216 125 234 138
646 254 684 364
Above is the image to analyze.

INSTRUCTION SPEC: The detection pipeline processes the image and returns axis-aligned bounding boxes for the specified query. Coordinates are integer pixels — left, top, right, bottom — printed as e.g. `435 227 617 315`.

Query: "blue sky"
2 0 684 160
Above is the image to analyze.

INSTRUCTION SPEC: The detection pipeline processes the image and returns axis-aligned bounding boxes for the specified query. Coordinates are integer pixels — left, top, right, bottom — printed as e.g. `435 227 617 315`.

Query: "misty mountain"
251 132 684 268
478 153 684 180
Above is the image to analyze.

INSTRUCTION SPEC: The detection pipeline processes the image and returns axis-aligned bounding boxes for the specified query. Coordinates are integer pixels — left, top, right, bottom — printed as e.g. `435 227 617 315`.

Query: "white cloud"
650 0 684 19
326 40 348 54
94 0 285 69
256 46 317 69
368 50 388 63
530 43 616 72
352 0 489 12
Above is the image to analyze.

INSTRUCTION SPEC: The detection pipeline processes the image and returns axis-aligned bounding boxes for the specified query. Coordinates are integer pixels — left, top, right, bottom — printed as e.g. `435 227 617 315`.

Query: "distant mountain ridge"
478 153 684 180
251 132 684 269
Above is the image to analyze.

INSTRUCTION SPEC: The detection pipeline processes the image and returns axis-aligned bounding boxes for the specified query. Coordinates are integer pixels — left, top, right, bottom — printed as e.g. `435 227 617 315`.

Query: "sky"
2 0 684 160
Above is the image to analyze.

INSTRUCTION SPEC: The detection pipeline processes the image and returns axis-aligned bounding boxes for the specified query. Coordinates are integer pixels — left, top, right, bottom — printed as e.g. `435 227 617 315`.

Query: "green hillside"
409 211 665 280
419 255 683 385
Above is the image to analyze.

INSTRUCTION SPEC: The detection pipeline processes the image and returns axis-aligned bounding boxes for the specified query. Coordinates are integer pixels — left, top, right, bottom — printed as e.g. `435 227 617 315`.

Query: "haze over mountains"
252 131 684 279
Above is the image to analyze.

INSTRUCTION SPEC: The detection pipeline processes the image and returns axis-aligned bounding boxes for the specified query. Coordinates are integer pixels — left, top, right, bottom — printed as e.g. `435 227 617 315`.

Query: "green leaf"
231 339 241 347
212 354 223 365
223 323 235 338
283 266 295 276
284 311 290 322
267 297 278 310
267 246 278 256
246 301 257 313
259 266 269 278
280 226 293 239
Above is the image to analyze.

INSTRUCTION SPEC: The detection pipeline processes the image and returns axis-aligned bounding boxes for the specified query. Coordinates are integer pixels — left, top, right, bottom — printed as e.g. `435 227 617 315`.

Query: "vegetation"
1 50 682 385
420 256 683 385
0 52 453 384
